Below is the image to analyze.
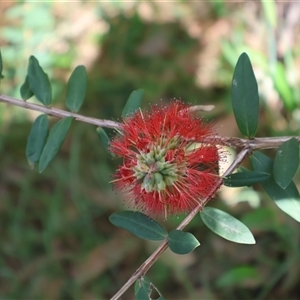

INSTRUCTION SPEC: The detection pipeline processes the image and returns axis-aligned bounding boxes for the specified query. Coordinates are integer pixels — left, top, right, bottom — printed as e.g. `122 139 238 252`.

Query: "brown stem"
110 147 251 300
214 136 300 150
0 94 122 130
1 94 299 150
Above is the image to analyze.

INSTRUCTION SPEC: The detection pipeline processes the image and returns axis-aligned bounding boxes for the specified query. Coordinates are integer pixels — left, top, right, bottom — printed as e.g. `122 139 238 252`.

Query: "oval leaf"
134 276 165 300
251 151 300 222
65 65 87 112
26 114 48 168
134 277 151 300
20 75 34 101
224 171 270 187
27 55 52 106
273 138 299 189
200 207 255 244
96 127 110 152
39 117 73 173
231 52 259 138
109 211 167 241
168 230 200 255
122 89 144 117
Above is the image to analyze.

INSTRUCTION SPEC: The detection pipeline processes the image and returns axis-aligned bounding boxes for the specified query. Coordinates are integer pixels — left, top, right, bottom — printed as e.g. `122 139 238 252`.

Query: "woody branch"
1 94 299 149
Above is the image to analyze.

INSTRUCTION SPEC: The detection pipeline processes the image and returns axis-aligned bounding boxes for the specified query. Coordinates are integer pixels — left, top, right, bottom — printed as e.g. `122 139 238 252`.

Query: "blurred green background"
1 1 300 299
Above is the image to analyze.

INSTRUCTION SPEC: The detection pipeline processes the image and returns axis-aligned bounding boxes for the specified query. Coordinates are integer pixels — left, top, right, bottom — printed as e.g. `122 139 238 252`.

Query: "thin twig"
110 147 251 300
214 136 300 150
1 94 299 150
0 94 122 130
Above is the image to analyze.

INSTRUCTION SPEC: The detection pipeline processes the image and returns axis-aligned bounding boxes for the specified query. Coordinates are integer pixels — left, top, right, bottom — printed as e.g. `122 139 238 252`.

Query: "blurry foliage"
87 12 205 121
0 3 75 101
221 1 300 137
1 1 300 300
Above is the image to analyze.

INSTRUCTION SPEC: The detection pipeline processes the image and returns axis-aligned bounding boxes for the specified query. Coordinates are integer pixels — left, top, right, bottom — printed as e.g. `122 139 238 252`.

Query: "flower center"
133 145 182 193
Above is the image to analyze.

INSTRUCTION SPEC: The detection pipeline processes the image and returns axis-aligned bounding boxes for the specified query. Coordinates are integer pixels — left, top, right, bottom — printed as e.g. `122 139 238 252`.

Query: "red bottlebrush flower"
110 100 221 218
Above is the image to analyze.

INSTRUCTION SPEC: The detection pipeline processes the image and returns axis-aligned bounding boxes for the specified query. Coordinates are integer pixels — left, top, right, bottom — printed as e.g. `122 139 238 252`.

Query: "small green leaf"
96 127 110 152
122 89 144 117
109 211 167 241
39 117 72 172
27 55 52 106
223 170 270 187
273 138 299 189
20 75 34 100
134 276 165 300
231 52 259 138
168 230 200 255
0 50 4 79
134 277 151 300
65 65 87 112
25 114 48 168
251 151 300 222
200 207 255 244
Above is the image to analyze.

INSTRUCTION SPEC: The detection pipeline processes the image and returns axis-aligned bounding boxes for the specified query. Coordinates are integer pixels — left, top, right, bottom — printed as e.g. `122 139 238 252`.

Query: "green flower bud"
154 172 166 191
142 173 155 192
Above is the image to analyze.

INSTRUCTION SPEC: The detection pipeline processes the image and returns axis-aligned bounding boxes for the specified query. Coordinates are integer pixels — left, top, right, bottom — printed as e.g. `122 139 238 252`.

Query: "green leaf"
250 151 300 222
20 75 34 100
122 89 144 117
27 55 52 106
168 230 200 255
223 170 270 187
200 207 255 244
65 65 87 112
0 50 4 79
96 127 110 152
39 117 73 172
109 211 167 241
273 138 299 189
134 276 165 300
134 277 151 300
25 114 48 168
231 52 259 138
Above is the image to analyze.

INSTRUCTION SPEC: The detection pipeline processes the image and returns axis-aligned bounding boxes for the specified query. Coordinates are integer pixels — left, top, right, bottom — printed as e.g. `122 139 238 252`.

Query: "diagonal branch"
0 94 122 130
